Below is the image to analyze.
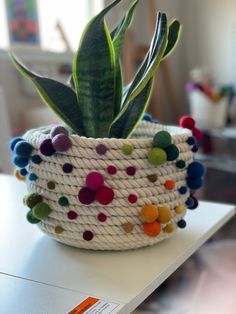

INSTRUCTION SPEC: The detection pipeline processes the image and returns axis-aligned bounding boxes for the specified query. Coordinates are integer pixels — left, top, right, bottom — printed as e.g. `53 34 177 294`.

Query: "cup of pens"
186 70 234 129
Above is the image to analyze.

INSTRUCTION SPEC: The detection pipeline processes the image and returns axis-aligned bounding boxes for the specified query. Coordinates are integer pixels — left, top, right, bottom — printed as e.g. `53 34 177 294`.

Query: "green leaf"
10 54 85 135
109 78 153 138
73 0 122 138
162 19 182 59
111 0 139 116
122 12 168 106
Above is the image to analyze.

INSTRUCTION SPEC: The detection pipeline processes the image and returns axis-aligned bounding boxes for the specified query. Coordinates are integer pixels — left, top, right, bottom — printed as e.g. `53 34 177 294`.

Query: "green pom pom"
153 131 172 148
148 148 167 166
58 196 69 206
26 210 41 224
122 144 133 155
165 144 179 161
32 202 52 220
176 160 186 169
24 193 43 209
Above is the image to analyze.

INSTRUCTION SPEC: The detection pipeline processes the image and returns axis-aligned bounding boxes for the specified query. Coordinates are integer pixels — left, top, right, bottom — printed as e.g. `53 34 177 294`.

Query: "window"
0 0 104 52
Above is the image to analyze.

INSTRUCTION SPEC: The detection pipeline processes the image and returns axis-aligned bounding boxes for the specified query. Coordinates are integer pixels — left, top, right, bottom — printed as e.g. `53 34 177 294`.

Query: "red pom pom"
96 187 114 205
192 128 203 140
85 172 104 191
179 116 195 130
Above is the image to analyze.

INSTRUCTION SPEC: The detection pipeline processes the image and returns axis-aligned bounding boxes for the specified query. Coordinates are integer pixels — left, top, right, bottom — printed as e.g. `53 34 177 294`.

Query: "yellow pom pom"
14 168 26 182
164 223 175 233
140 205 159 223
158 207 172 223
175 205 185 214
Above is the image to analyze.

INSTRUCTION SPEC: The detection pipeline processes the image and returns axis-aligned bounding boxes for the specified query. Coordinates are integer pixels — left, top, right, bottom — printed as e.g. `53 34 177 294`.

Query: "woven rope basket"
23 121 194 250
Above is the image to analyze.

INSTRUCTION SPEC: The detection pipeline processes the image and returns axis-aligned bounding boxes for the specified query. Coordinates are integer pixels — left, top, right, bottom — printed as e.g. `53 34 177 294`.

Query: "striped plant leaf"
162 19 182 59
111 0 139 116
122 13 168 107
10 54 85 135
109 78 153 138
73 0 122 138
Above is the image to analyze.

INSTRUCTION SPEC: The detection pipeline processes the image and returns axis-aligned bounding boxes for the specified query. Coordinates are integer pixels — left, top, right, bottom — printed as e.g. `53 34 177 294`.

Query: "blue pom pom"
9 137 23 152
31 155 42 164
179 186 188 194
186 137 196 146
191 145 199 153
188 196 199 210
28 173 38 181
186 197 194 208
14 141 33 158
187 177 203 190
12 155 29 168
178 219 187 229
20 168 28 176
142 113 152 122
187 162 205 178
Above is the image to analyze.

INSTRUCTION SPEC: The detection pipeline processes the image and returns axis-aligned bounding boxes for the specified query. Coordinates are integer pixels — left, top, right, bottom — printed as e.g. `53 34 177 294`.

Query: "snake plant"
10 0 182 138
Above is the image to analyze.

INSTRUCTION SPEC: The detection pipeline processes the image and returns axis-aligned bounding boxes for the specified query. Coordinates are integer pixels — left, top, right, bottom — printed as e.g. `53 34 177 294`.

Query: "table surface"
0 175 235 314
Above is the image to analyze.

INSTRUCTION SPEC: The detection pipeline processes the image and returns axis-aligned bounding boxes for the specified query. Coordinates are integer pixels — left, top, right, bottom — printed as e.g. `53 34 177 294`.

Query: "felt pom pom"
50 125 69 138
39 139 55 156
164 223 175 233
26 210 41 224
187 177 203 190
186 137 196 146
96 186 114 205
85 172 104 191
192 128 202 141
188 196 199 210
185 197 194 208
62 163 73 173
176 160 186 169
175 205 185 214
148 148 167 166
14 168 26 182
97 213 107 222
191 145 199 153
140 205 159 223
158 207 172 223
32 202 52 220
12 155 29 168
122 222 134 233
52 134 72 152
78 187 96 205
164 180 175 190
14 141 33 157
19 168 28 176
179 186 188 194
178 219 187 229
165 144 179 161
67 211 78 220
187 162 205 178
28 173 38 181
83 230 94 241
58 196 69 206
31 155 42 164
142 113 152 122
9 137 23 152
153 131 172 149
122 144 133 155
179 115 195 129
24 192 43 209
143 221 161 237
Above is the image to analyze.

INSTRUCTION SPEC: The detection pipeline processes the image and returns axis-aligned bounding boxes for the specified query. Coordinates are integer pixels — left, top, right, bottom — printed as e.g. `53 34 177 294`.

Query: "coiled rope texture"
24 121 193 250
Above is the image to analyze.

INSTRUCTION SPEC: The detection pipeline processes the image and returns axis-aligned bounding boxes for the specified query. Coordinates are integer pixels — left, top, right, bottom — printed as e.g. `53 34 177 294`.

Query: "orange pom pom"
164 180 175 190
164 223 175 233
140 205 159 223
143 221 161 237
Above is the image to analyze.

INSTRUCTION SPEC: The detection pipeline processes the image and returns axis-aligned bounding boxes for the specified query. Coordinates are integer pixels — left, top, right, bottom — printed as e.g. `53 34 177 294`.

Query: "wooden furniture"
0 175 235 313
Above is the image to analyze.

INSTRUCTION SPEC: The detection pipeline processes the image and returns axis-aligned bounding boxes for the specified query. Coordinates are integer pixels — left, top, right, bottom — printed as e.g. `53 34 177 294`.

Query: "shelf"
0 175 235 313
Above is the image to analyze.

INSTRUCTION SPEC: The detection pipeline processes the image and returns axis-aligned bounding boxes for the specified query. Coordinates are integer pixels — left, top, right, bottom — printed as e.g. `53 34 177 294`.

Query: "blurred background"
0 1 235 313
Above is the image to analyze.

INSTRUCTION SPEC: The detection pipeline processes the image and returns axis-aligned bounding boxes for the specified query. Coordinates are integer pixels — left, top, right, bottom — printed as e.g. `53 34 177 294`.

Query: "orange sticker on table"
68 297 99 314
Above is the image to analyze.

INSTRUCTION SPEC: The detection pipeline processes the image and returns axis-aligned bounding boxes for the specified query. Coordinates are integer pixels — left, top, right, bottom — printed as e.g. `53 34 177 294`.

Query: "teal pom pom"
165 144 179 161
26 210 41 224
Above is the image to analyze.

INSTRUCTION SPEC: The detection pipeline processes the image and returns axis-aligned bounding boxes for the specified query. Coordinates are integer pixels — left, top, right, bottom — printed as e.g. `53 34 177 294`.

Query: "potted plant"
9 0 205 250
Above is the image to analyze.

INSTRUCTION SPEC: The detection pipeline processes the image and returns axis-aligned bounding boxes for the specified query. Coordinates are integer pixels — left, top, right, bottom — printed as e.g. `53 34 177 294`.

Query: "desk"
0 175 235 314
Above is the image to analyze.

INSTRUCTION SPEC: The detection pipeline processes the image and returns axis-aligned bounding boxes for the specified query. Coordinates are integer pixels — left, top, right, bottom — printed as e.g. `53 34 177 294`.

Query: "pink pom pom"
86 172 104 191
179 116 196 130
192 128 203 141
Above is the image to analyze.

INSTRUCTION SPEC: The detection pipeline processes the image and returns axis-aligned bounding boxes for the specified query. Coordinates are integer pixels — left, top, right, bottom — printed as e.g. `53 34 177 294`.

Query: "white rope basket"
23 121 194 250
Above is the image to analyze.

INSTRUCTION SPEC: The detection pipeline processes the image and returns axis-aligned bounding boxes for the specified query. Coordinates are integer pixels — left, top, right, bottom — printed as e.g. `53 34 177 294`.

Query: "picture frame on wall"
5 0 40 47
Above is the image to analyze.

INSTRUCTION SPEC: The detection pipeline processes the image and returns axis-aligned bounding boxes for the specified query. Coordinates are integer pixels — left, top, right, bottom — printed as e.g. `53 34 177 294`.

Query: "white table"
0 175 235 314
